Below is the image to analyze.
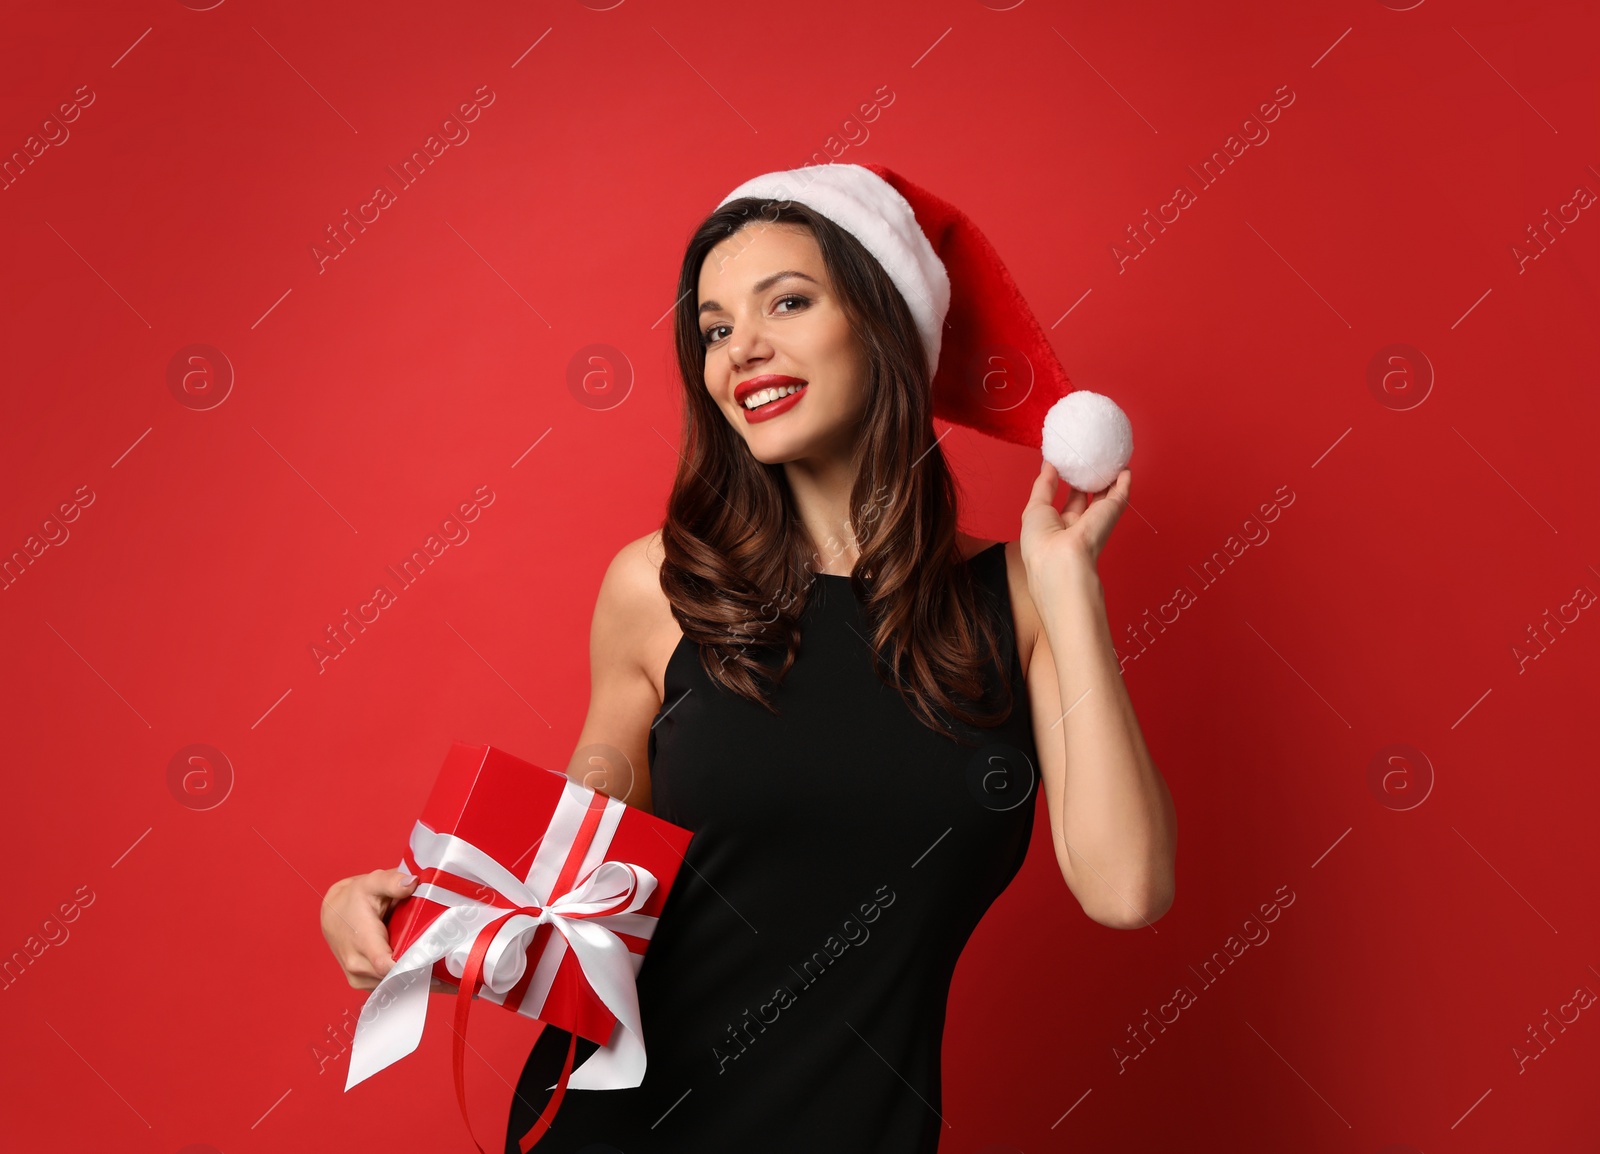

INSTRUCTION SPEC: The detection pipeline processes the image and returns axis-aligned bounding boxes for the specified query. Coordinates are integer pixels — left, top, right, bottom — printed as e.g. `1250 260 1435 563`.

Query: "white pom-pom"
1041 391 1132 493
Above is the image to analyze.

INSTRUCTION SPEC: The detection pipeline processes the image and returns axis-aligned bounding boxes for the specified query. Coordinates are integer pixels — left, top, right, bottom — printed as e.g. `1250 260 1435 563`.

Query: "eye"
700 294 812 348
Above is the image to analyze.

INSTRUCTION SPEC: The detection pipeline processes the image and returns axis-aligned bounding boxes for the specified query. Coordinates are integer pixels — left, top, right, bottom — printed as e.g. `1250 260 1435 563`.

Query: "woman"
321 164 1175 1152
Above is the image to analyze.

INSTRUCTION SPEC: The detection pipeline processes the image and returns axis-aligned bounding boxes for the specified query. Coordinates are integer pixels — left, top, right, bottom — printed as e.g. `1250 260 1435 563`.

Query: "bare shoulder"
605 529 667 601
598 529 683 703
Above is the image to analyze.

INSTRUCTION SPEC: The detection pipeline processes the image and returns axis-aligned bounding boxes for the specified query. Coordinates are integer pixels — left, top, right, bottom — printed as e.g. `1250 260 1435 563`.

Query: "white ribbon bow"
345 820 659 1093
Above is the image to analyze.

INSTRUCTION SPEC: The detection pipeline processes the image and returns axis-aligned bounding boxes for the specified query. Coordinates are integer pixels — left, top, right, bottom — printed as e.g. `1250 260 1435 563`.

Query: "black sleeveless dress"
505 541 1040 1153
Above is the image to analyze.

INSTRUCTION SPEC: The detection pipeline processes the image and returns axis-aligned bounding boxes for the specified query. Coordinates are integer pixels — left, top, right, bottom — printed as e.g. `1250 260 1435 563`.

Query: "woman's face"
696 221 870 466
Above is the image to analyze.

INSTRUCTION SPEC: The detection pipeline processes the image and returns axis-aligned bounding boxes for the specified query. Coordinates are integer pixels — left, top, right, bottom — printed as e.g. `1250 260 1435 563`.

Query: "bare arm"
1024 563 1176 928
1015 464 1177 930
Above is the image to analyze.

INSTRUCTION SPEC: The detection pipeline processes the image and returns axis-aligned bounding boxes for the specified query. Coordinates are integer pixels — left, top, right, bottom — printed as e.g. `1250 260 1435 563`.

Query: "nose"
725 314 771 372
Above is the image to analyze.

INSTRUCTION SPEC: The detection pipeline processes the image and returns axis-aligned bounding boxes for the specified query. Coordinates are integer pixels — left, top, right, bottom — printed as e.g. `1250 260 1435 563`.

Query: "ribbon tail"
344 964 431 1090
561 1014 646 1091
345 904 496 1091
555 921 647 1091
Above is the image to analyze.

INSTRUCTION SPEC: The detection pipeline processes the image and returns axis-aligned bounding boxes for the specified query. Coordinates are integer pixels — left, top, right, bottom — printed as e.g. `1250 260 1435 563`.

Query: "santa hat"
714 161 1078 450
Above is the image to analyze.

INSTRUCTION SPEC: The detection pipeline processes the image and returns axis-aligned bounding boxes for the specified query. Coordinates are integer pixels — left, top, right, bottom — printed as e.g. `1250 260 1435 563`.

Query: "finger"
1087 473 1132 539
363 915 400 979
371 867 419 900
1027 459 1059 509
1081 467 1126 504
342 950 380 988
352 904 399 979
1022 484 1065 536
373 868 419 924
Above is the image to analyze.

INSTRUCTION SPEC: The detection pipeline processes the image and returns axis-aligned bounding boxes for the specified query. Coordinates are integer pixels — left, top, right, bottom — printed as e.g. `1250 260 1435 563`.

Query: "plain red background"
2 1 1597 1151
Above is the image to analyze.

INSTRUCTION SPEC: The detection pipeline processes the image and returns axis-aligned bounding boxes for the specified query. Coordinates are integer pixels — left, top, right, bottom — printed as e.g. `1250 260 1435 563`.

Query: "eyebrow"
698 270 820 316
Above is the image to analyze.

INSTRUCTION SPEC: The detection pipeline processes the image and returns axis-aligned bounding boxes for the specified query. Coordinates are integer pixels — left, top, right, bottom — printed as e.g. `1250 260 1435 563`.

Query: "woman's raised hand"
1020 460 1131 583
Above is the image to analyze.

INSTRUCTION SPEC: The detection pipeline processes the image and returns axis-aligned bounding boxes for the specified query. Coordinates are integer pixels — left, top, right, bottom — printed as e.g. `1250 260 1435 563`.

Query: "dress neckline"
812 540 1004 580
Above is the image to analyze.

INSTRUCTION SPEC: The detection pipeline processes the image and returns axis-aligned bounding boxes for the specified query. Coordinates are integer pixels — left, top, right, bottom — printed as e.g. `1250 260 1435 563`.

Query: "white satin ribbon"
345 792 661 1094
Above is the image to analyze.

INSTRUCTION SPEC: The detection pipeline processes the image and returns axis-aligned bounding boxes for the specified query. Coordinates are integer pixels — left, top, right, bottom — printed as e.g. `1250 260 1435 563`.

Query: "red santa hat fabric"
714 162 1076 450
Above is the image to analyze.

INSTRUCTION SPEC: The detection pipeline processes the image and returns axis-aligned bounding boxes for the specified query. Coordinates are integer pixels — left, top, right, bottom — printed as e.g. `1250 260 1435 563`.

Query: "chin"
744 442 803 467
739 428 816 465
730 410 845 466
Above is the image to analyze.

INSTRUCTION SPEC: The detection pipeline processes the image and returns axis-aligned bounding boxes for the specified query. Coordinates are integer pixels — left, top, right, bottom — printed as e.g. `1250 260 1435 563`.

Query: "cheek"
834 343 870 407
702 360 726 395
813 332 859 384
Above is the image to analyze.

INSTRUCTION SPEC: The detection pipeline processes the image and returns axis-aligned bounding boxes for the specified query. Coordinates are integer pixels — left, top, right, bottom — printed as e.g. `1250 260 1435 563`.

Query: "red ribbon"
453 905 579 1154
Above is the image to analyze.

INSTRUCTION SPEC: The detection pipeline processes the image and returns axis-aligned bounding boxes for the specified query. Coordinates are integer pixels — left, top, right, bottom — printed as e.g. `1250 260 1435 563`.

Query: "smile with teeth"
742 383 807 410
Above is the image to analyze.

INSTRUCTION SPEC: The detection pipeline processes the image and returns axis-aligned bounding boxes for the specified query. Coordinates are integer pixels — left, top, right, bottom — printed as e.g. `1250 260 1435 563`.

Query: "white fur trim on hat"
715 164 951 379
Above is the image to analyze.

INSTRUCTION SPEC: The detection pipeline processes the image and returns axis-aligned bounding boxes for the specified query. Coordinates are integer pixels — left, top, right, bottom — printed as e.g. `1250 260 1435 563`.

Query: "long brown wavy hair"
659 195 1015 744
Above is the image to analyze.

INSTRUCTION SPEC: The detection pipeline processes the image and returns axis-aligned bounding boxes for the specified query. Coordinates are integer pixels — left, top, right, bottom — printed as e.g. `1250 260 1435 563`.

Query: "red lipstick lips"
734 375 808 424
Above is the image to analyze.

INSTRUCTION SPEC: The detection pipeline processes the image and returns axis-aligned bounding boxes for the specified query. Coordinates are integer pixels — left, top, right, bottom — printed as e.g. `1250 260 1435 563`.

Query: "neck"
783 448 865 575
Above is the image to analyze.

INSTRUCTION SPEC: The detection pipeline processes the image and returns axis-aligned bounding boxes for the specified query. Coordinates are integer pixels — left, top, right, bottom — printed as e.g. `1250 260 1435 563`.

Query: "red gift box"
344 741 694 1152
